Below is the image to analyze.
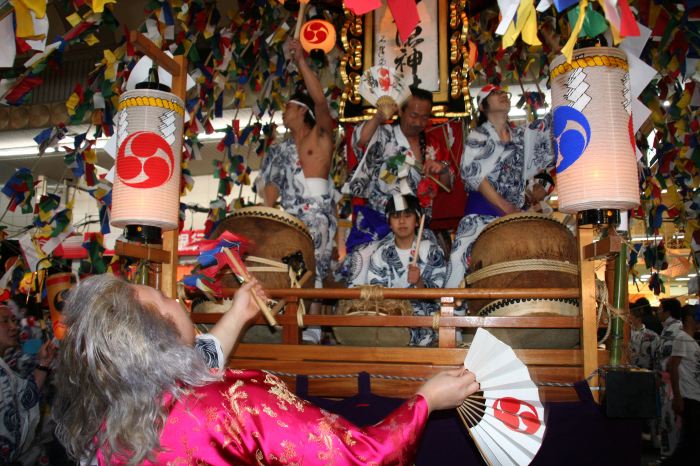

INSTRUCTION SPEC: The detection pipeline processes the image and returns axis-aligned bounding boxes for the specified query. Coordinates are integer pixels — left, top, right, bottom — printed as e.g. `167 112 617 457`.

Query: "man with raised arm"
260 38 338 342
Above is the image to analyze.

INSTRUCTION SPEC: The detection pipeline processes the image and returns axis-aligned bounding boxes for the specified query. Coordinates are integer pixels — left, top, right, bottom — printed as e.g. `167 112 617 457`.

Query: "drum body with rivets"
467 213 580 348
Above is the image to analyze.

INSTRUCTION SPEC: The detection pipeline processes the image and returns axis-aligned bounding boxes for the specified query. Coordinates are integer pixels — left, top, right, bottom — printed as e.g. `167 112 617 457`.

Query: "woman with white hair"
53 274 479 465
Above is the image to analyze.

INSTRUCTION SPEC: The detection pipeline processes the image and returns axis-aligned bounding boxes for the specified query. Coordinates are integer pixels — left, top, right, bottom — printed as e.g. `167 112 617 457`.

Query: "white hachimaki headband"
288 99 315 120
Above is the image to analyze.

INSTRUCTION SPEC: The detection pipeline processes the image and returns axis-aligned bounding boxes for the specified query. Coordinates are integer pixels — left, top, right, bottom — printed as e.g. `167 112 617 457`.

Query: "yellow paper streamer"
10 0 47 38
84 148 97 164
65 91 80 116
66 12 81 27
90 0 116 14
560 0 589 63
502 0 541 48
677 91 691 115
84 33 99 46
103 50 117 80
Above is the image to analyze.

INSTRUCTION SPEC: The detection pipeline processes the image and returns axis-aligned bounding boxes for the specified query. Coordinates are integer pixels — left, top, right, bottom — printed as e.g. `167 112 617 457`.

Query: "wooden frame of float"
191 225 610 403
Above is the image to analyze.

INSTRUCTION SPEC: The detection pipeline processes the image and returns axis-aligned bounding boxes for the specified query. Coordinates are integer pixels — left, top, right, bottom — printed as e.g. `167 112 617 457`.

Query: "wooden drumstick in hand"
294 0 310 39
222 248 277 326
412 214 426 266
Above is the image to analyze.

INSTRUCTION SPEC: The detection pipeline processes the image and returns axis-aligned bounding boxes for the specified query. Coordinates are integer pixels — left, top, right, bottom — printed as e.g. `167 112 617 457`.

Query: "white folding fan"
459 328 546 466
359 65 412 109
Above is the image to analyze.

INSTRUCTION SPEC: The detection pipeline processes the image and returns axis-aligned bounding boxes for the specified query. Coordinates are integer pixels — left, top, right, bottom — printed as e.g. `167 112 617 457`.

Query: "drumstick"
222 248 277 326
294 0 310 39
412 214 426 266
426 174 451 192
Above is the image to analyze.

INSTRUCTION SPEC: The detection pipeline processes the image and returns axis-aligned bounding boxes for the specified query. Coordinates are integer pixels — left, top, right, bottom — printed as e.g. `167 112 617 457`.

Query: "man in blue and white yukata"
346 87 454 220
340 87 454 288
365 194 446 346
444 84 555 289
260 39 338 342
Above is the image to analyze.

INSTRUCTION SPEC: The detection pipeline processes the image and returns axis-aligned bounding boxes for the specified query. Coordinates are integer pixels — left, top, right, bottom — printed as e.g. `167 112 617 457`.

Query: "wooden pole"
129 31 186 299
160 54 187 298
578 225 600 401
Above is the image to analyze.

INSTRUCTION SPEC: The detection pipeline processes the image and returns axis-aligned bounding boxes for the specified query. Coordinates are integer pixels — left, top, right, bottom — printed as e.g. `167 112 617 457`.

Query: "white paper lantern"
111 88 184 230
550 47 640 214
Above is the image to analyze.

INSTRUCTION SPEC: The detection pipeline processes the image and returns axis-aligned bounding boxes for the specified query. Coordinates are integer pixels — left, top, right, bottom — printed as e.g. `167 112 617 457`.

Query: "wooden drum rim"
480 212 565 236
228 206 312 240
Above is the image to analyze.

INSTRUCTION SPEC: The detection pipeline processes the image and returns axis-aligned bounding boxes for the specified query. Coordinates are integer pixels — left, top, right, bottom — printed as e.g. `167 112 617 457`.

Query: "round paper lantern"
300 19 336 54
550 47 639 214
111 88 184 231
47 272 72 340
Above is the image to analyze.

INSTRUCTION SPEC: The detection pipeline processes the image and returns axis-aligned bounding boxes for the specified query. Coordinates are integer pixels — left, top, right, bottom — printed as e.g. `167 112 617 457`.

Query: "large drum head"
469 213 579 312
467 213 580 349
212 206 316 289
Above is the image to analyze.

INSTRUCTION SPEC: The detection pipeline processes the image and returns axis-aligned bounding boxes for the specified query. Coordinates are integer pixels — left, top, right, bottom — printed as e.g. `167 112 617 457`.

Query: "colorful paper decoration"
550 47 640 213
111 88 184 230
1 167 35 214
299 19 336 54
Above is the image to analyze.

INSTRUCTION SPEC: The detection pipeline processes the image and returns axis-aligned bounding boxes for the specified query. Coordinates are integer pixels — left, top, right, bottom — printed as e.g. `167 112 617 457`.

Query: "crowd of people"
628 298 700 465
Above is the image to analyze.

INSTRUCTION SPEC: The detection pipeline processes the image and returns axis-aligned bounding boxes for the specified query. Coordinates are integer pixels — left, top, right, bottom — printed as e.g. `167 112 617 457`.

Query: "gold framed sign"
339 0 471 122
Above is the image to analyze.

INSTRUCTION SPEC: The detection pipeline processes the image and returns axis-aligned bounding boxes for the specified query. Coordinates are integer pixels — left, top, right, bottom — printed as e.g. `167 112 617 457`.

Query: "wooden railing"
191 286 607 402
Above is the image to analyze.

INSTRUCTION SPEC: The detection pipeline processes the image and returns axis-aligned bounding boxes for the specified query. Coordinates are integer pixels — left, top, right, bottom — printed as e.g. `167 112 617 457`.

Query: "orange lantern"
300 19 336 54
47 272 72 340
111 88 184 231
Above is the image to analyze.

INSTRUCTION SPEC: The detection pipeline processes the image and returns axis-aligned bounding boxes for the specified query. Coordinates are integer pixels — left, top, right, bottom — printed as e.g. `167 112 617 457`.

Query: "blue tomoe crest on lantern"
553 105 591 173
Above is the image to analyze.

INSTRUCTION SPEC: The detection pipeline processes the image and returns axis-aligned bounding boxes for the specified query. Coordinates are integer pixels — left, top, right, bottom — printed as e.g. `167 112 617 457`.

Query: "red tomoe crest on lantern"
300 19 336 53
111 88 184 231
493 397 541 435
116 131 175 189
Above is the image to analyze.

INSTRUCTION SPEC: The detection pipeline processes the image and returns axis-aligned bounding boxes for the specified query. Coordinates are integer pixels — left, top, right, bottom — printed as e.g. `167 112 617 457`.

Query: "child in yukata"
365 194 446 346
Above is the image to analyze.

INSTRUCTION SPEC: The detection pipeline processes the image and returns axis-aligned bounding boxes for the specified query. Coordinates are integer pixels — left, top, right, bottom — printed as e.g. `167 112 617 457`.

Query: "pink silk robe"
99 369 429 465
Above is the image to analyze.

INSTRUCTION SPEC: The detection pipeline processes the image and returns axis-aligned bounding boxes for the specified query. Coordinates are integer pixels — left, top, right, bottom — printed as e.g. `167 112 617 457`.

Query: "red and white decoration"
300 19 336 54
460 328 546 466
111 88 184 230
359 65 412 109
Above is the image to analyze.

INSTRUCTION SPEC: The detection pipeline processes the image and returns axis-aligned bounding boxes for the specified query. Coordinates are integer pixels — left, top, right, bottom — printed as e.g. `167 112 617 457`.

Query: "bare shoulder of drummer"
289 38 335 179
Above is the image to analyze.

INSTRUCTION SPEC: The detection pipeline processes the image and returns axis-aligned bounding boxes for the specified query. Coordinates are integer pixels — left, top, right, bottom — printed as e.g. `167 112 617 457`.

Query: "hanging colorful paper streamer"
81 234 107 274
501 0 541 48
195 231 251 274
566 2 608 40
2 168 36 214
203 196 227 238
560 0 589 62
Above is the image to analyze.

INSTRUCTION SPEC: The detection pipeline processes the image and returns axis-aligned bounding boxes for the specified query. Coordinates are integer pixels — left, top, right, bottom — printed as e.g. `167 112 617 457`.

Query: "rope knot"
359 285 384 301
